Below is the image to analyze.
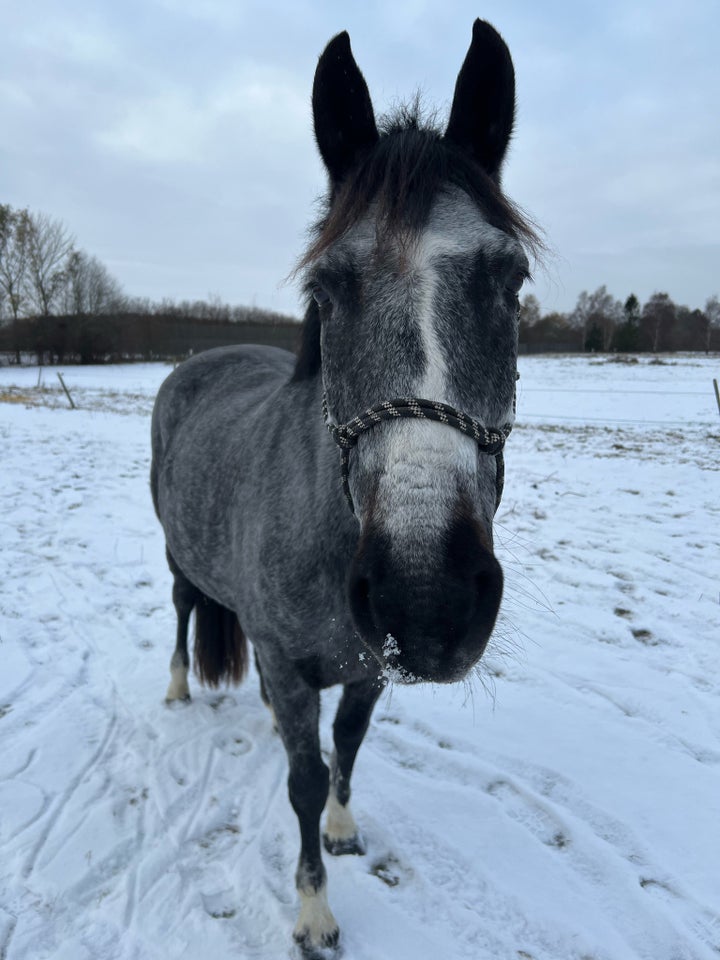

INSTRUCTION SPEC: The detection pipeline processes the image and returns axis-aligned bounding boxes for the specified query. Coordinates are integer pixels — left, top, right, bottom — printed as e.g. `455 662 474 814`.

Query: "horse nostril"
349 574 373 636
354 576 370 607
474 561 504 629
475 570 495 592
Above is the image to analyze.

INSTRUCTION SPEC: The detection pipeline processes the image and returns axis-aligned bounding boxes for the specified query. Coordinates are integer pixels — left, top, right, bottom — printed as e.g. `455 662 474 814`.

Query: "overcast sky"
2 0 719 318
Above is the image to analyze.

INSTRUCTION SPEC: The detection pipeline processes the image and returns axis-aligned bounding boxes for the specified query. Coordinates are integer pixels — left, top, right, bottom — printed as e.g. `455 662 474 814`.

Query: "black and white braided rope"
323 393 513 516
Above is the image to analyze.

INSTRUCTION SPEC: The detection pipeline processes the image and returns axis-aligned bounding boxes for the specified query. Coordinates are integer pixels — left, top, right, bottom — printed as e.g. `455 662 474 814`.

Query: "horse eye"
507 270 528 295
312 286 331 306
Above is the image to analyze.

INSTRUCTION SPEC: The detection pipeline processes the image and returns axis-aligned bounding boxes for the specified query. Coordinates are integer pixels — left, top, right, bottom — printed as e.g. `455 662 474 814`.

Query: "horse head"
299 21 536 684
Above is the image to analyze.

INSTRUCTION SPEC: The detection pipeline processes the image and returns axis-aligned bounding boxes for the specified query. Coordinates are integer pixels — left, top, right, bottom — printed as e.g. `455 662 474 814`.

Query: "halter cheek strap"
323 394 513 516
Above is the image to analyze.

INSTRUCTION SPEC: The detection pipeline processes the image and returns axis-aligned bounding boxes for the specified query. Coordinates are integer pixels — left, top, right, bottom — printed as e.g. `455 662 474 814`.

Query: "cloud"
96 61 309 166
2 0 719 315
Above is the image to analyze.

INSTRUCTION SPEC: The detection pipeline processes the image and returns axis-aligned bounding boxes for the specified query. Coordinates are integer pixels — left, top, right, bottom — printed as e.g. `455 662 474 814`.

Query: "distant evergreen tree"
584 322 603 352
612 293 641 351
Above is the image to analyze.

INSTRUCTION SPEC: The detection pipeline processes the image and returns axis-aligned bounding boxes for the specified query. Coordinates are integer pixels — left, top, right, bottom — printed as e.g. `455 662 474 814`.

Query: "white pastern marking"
266 703 278 731
294 883 339 948
324 792 358 842
165 662 189 701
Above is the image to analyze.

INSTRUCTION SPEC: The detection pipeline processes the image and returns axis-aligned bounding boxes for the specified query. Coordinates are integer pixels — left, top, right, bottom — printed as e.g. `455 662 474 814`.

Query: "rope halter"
323 393 514 516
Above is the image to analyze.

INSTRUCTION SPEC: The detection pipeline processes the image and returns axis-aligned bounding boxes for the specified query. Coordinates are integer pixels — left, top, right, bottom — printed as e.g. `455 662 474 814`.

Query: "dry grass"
0 388 41 406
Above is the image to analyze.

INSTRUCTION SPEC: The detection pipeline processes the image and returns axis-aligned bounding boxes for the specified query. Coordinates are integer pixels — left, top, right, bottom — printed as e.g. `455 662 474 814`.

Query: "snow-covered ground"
1 354 718 960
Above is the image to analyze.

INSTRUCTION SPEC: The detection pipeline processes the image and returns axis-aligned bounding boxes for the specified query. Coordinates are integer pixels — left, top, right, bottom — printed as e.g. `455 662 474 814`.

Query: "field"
1 354 719 960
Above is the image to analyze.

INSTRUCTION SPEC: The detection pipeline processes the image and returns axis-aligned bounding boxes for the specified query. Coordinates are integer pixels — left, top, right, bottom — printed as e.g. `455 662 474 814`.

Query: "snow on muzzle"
348 504 503 683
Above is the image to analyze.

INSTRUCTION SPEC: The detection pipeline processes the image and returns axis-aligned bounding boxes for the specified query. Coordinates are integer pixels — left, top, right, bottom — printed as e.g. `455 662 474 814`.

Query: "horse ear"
444 19 516 180
312 31 379 185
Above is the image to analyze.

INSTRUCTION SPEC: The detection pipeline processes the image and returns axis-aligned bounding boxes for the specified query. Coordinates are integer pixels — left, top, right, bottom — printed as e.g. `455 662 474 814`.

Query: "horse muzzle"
348 513 504 683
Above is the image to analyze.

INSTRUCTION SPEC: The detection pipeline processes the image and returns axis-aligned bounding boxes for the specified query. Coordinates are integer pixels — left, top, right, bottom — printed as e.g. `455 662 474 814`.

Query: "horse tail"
193 594 248 687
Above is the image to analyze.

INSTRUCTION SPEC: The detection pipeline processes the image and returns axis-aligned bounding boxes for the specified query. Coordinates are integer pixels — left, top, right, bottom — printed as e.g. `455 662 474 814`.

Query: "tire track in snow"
22 712 118 879
367 716 718 960
122 785 147 932
0 749 37 783
0 912 18 960
118 692 290 947
2 360 718 960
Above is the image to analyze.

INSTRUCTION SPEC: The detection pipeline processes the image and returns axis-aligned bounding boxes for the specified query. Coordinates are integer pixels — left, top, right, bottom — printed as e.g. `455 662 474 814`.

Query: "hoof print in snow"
639 876 676 896
548 831 569 849
208 908 236 919
230 736 251 756
208 694 231 710
631 628 660 646
201 889 236 919
486 780 569 850
370 854 405 887
198 823 240 850
323 832 365 856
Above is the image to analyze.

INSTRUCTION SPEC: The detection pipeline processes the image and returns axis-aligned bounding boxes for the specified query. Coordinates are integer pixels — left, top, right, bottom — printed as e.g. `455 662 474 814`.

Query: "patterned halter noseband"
323 392 515 516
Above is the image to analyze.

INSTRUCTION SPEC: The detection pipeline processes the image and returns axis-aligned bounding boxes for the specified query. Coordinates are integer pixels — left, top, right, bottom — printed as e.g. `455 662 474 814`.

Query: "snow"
1 354 719 960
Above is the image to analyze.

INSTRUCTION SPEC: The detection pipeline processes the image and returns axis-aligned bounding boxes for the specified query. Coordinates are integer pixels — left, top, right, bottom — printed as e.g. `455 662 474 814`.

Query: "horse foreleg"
324 677 384 856
260 662 339 955
290 755 338 955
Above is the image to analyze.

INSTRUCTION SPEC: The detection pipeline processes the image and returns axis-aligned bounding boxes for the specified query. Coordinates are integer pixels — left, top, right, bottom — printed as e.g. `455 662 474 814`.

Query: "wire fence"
516 381 719 429
520 387 708 397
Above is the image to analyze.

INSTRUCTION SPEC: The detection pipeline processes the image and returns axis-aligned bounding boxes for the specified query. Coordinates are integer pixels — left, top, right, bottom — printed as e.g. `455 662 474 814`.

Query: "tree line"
2 203 719 363
0 204 299 364
520 287 720 354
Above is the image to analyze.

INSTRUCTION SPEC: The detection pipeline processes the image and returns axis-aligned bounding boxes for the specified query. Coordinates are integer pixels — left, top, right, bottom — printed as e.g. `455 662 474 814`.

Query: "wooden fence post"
57 372 76 409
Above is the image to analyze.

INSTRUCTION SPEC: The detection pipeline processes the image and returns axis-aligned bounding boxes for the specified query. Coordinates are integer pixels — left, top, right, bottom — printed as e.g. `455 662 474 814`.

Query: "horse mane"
293 104 542 381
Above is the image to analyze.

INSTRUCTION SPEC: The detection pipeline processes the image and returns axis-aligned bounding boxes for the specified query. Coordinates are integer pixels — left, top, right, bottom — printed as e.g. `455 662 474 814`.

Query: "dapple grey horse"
151 19 538 957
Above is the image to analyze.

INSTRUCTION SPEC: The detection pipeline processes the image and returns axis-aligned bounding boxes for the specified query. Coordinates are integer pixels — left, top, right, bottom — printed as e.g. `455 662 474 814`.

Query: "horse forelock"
292 107 540 382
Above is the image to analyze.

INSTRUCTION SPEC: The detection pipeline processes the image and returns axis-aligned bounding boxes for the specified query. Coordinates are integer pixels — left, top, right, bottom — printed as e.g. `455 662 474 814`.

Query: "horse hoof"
165 693 192 706
293 927 340 959
323 832 365 856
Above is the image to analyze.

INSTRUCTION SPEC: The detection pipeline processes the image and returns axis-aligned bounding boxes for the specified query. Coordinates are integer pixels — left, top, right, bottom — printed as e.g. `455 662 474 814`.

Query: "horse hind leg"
324 678 384 856
164 548 249 702
165 549 199 702
254 650 278 732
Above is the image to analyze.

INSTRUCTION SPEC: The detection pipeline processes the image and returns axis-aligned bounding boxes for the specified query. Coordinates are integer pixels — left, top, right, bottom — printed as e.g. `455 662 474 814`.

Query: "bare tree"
569 287 622 351
0 206 31 319
569 290 591 349
62 250 125 316
62 250 86 315
0 205 32 362
518 292 541 346
704 295 720 354
587 285 623 351
25 211 74 318
0 205 8 320
641 292 677 353
520 293 541 325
